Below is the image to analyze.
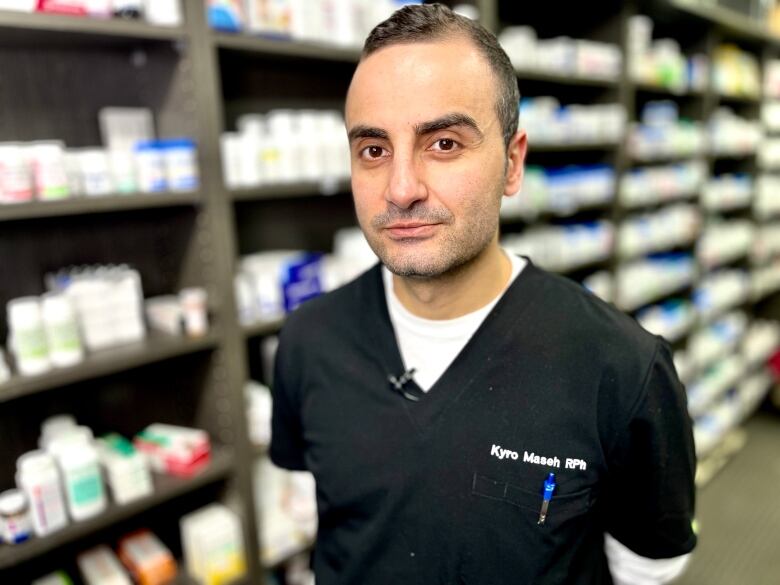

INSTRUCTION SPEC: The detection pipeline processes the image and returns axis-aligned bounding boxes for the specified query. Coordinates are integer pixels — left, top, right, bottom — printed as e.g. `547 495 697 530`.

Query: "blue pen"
537 473 557 525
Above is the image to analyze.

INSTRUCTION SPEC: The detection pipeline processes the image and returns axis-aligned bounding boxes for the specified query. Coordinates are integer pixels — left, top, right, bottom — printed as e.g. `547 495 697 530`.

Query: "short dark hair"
362 3 519 149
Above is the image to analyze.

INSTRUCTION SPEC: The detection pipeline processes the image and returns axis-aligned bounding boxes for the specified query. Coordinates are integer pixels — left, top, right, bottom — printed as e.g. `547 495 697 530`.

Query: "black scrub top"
271 259 697 585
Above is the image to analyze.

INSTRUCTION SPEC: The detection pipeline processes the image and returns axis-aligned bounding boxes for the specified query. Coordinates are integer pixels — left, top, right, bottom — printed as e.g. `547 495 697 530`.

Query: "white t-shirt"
383 252 526 391
382 252 692 584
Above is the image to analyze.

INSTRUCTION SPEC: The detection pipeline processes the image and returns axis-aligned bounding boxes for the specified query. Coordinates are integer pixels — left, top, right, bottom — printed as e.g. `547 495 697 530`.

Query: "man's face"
345 35 525 278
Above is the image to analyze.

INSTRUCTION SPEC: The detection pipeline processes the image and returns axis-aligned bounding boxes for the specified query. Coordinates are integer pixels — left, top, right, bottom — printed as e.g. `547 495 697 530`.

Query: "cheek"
351 177 381 225
428 161 500 214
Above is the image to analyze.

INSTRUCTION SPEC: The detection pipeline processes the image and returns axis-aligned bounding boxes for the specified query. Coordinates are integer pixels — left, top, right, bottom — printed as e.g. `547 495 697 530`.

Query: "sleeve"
605 533 692 585
269 328 308 471
603 338 697 559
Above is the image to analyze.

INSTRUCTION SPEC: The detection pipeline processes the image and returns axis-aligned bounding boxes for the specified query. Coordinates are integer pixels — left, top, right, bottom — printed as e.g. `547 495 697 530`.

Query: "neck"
391 241 511 320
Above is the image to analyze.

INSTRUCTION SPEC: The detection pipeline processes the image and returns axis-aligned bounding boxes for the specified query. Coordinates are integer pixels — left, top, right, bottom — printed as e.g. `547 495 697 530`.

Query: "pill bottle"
40 414 78 450
179 287 208 337
78 149 115 197
0 142 34 203
16 450 68 536
160 138 199 192
29 141 70 201
57 441 106 521
134 141 167 193
42 293 84 368
143 0 181 26
0 489 33 544
7 296 50 376
109 151 137 194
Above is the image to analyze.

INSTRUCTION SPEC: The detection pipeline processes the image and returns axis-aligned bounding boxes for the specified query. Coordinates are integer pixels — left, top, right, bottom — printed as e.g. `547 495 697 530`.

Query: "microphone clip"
388 368 420 401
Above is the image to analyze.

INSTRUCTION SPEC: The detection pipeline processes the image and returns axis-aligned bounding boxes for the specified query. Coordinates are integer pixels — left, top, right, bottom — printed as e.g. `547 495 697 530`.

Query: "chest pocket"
461 472 596 585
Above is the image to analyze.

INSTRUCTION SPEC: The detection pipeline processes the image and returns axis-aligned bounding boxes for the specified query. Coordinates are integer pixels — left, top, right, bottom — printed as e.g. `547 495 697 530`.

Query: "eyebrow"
346 112 483 144
347 125 389 143
415 113 483 138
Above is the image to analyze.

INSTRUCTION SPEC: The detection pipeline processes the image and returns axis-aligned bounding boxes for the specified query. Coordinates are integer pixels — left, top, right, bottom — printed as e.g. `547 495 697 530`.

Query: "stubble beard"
361 195 501 281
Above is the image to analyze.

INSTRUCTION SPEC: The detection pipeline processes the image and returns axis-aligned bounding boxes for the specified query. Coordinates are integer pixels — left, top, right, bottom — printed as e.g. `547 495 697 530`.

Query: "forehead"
346 36 498 130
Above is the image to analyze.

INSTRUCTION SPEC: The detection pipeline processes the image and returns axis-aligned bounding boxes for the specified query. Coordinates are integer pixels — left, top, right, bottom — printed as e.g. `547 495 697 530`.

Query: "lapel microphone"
388 368 420 402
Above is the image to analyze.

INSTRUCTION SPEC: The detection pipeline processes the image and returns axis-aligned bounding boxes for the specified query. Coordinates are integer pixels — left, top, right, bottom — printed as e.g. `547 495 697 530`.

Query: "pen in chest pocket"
537 473 557 525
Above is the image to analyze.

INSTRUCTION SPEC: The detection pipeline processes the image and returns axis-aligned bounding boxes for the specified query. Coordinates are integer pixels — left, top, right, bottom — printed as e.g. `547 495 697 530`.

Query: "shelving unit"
2 1 780 583
0 8 186 45
0 192 201 222
0 447 233 569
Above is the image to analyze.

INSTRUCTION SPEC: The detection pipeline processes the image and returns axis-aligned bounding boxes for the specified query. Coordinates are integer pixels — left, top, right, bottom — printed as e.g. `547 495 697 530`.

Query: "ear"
503 129 527 197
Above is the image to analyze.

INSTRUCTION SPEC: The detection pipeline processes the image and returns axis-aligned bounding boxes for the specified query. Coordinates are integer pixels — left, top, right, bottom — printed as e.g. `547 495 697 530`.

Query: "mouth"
384 223 440 239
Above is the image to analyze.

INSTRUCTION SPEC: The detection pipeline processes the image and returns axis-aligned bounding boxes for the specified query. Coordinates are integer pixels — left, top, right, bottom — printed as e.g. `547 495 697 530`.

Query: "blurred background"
1 0 780 583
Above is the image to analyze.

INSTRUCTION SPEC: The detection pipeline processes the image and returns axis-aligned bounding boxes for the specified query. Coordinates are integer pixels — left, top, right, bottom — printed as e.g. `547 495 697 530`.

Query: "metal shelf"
231 180 351 202
243 318 285 338
0 447 234 569
0 10 186 47
711 151 757 161
214 32 361 62
529 142 620 153
0 192 201 222
500 201 615 224
515 68 618 88
630 153 703 165
634 81 704 97
717 92 762 105
668 0 780 45
0 333 219 404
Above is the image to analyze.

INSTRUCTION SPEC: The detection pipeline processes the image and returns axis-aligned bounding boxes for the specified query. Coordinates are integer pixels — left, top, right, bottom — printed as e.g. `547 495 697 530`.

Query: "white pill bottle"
16 450 68 536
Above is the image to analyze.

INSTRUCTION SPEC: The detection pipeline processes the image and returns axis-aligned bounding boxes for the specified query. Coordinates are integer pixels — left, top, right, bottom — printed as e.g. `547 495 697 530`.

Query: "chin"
381 252 451 279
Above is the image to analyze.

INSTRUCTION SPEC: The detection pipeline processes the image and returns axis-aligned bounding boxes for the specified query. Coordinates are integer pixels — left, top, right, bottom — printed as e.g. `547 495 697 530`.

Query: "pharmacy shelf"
0 447 234 570
668 0 780 45
243 318 285 339
529 142 620 153
711 151 758 161
0 333 219 404
264 535 316 570
621 281 695 313
0 192 201 222
515 68 618 88
634 81 704 97
701 250 751 271
500 201 615 224
214 32 361 62
630 154 704 165
695 427 747 487
717 92 762 105
230 180 351 202
619 237 699 261
548 255 612 276
0 10 186 47
621 192 699 211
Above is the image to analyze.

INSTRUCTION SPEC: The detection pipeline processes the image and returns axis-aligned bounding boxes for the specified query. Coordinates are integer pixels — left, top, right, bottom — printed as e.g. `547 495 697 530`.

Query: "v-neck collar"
360 256 545 438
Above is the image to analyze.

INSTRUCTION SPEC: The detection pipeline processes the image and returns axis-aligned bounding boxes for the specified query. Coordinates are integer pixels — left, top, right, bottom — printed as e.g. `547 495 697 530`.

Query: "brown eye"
368 146 384 158
438 139 454 151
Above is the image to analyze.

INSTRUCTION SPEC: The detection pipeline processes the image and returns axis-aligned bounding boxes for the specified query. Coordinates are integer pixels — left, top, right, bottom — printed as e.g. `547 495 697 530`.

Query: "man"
270 5 697 584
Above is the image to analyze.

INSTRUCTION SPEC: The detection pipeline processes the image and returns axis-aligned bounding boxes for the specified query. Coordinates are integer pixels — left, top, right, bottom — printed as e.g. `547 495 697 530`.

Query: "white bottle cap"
7 297 43 328
17 450 56 475
41 293 75 322
0 489 27 515
40 414 78 444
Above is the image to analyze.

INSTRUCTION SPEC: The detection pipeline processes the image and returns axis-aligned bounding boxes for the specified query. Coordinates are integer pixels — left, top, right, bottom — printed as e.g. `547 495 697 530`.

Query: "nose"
386 152 427 210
